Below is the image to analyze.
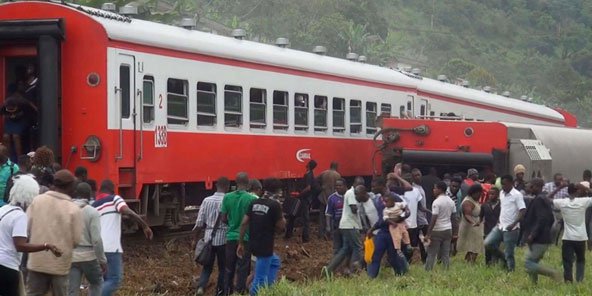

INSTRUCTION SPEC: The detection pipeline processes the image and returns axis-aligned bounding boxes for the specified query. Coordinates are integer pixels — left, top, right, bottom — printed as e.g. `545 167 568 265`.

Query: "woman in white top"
0 174 61 296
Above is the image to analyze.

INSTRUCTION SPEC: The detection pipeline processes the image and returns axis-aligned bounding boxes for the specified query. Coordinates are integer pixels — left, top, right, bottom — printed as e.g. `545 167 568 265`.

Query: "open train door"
0 19 63 160
114 52 138 199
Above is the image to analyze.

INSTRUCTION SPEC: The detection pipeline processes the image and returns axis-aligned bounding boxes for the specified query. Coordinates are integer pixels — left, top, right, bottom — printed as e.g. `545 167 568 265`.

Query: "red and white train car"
0 1 577 226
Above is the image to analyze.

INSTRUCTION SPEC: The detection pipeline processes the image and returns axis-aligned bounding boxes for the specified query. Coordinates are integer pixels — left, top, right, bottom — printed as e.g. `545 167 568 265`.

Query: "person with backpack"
0 144 19 207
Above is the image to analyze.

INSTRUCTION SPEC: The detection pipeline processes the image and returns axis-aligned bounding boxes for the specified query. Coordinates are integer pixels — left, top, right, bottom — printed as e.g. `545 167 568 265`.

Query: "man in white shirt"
544 173 569 246
552 183 592 282
484 175 526 272
424 181 456 271
322 179 364 277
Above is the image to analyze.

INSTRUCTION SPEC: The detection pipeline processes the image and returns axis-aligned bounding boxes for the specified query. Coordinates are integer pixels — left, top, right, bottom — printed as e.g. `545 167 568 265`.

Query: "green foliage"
260 246 592 295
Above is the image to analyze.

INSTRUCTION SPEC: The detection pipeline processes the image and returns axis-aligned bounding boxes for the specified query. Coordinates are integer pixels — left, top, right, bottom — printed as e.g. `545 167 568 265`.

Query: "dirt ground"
118 225 334 295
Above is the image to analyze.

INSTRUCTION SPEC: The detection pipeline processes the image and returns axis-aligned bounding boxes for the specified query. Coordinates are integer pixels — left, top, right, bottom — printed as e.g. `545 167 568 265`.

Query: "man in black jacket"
523 178 561 283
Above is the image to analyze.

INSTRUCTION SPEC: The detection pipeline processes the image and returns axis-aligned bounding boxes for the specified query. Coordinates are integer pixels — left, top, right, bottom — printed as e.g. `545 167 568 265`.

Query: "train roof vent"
412 68 421 76
358 55 367 63
346 52 359 61
461 80 470 88
231 29 246 40
313 46 327 55
101 3 116 12
521 139 552 160
275 38 290 48
520 95 528 101
180 17 196 30
119 4 138 17
502 91 511 98
437 75 447 82
403 66 412 72
483 86 492 93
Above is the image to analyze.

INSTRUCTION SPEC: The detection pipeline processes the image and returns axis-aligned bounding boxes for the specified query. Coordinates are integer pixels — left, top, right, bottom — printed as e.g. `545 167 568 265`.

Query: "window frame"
332 97 345 133
166 78 189 125
249 88 267 129
196 82 217 127
272 91 289 131
224 85 243 128
119 65 131 119
366 101 378 135
142 76 155 124
350 99 362 134
294 93 309 131
314 95 328 132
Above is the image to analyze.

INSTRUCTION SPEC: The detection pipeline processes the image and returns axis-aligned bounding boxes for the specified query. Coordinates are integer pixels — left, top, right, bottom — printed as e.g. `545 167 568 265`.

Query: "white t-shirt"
93 194 128 253
553 197 592 241
498 188 526 231
339 187 362 229
431 194 456 231
0 205 27 271
402 187 423 229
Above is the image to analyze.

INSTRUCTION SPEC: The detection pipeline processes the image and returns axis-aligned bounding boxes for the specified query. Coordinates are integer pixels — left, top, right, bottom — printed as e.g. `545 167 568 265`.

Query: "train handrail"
137 89 143 161
115 86 123 160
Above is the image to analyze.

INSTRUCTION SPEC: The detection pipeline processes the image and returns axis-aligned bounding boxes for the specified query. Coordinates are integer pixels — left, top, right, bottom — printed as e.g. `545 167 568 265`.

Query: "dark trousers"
562 240 586 282
425 229 452 271
409 226 428 263
0 264 19 296
198 245 226 295
285 199 310 242
224 241 251 295
331 228 344 255
367 230 408 278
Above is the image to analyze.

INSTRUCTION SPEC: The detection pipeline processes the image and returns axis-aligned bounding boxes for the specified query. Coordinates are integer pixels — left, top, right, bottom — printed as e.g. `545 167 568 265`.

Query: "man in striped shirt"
194 177 229 296
93 180 153 296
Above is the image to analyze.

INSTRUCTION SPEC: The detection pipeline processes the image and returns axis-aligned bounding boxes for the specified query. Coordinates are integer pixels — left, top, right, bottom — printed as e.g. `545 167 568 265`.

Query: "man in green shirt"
221 172 256 295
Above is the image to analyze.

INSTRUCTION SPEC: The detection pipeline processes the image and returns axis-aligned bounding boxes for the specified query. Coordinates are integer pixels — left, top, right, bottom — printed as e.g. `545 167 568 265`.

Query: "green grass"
260 246 591 296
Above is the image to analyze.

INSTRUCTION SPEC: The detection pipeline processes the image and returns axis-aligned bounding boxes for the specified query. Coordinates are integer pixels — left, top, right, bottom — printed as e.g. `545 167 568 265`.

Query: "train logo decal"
296 149 311 162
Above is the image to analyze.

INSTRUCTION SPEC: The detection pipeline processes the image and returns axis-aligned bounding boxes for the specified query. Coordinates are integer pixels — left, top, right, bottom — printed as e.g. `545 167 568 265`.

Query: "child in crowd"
383 194 410 255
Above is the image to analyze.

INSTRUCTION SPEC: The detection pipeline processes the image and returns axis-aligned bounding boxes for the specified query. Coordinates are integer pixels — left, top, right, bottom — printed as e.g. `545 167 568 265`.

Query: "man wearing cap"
26 170 83 296
514 164 527 194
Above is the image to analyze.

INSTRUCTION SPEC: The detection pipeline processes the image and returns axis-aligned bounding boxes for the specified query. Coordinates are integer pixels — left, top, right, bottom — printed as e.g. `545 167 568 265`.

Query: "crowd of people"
193 160 592 295
0 144 153 296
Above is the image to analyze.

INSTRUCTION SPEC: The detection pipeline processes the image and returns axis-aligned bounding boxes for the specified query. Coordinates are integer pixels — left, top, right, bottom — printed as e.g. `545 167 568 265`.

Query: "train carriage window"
407 101 412 111
381 103 392 116
332 97 345 133
119 65 131 119
224 85 243 127
142 76 154 124
314 95 328 132
399 105 405 117
366 102 377 135
196 82 217 126
350 100 362 134
250 88 266 128
167 78 189 125
294 93 309 131
273 91 288 130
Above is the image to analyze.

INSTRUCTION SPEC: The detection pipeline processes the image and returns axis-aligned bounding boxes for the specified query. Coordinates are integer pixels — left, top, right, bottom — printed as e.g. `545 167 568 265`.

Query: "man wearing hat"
514 164 527 194
26 170 83 296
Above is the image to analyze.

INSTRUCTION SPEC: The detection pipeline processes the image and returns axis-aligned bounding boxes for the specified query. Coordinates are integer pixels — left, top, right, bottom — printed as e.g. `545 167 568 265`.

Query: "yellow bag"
364 237 375 264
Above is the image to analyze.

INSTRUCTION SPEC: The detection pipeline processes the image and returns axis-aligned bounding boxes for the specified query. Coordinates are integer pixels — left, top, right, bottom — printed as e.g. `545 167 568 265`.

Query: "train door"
0 20 62 161
115 54 137 197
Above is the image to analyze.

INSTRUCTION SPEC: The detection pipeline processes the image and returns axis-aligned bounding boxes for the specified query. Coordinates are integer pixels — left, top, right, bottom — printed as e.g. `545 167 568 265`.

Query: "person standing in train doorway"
285 160 319 243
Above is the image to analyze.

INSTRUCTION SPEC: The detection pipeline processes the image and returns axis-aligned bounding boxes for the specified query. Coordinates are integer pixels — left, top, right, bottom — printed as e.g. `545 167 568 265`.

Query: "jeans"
484 227 519 271
102 252 123 296
69 260 103 296
198 245 225 295
327 229 362 272
562 240 586 282
26 270 69 296
367 230 408 278
525 243 557 283
224 240 251 295
250 254 281 296
425 229 452 271
285 199 310 241
331 228 343 255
